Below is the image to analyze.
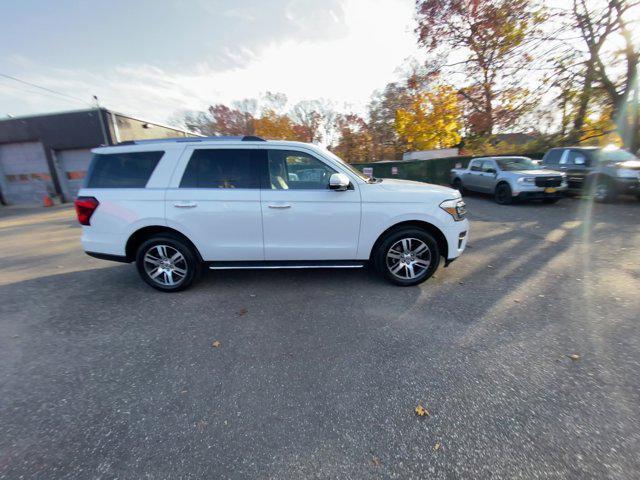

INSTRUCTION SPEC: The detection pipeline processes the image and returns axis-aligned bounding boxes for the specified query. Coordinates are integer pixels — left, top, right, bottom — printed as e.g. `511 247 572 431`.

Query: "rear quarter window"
84 151 164 188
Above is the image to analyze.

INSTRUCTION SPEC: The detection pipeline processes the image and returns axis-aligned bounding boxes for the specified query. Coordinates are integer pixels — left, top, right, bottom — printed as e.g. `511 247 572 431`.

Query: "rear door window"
566 150 588 166
85 151 164 188
180 149 263 189
482 160 496 172
544 149 563 165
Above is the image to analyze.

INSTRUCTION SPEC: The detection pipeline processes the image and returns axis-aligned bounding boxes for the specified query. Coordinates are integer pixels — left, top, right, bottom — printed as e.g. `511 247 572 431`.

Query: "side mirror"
329 173 350 191
574 156 586 165
485 168 497 175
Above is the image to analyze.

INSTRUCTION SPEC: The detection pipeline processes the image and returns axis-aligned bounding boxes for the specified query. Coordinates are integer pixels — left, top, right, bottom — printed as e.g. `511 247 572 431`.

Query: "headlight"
517 177 535 183
616 168 639 178
440 199 466 221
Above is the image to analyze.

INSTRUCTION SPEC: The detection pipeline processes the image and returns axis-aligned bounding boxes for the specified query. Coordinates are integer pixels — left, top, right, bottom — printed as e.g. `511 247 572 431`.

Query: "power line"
0 79 91 108
0 72 92 107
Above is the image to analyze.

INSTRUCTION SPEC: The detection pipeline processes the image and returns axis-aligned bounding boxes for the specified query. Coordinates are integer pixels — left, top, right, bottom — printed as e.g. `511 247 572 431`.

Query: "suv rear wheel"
136 235 201 292
374 228 440 286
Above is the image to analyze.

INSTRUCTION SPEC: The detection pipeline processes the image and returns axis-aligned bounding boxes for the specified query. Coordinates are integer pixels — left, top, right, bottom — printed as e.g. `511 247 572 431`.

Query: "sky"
0 0 421 126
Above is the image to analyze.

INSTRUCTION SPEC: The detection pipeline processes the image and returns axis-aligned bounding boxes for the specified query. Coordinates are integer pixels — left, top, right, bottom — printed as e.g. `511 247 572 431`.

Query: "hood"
616 160 640 170
514 169 562 176
378 178 461 197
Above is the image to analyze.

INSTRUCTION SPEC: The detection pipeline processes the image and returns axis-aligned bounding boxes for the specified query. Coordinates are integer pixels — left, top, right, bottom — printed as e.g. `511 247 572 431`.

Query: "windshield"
595 149 639 163
495 157 541 171
322 148 374 183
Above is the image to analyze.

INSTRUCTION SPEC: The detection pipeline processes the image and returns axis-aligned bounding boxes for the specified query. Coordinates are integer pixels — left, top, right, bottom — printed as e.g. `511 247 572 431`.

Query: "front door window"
267 150 336 190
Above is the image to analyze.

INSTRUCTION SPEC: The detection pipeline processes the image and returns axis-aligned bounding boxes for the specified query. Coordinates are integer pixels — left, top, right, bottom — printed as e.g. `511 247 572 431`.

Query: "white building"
402 148 459 161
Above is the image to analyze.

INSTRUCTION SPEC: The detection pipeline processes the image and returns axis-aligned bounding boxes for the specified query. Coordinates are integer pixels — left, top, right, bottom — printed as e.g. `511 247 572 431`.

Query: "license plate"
545 187 557 193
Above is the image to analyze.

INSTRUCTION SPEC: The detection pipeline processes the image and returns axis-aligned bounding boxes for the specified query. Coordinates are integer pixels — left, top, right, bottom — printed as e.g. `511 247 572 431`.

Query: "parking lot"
1 194 639 479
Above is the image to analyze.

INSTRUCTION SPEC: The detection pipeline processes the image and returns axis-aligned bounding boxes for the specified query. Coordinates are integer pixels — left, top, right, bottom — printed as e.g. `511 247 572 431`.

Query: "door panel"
477 160 497 192
560 150 589 189
0 142 52 204
56 148 93 199
165 147 265 261
261 189 361 260
166 188 263 261
261 149 361 260
464 160 483 191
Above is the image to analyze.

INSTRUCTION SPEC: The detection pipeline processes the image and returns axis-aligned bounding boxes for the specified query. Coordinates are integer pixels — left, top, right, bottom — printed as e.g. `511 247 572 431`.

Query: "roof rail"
117 135 267 146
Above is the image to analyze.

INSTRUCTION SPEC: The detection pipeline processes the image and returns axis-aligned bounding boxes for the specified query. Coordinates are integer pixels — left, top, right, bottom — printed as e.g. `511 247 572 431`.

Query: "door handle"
174 202 197 208
268 203 291 209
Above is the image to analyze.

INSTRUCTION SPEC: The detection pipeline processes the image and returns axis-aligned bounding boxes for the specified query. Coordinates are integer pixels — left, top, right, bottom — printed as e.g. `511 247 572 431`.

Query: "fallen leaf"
372 457 381 467
212 340 221 348
196 419 208 431
434 442 441 451
238 308 248 316
415 404 430 417
567 353 580 361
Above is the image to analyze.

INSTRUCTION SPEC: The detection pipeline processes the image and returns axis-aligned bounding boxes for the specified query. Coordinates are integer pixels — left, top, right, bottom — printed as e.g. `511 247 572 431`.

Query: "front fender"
356 208 452 259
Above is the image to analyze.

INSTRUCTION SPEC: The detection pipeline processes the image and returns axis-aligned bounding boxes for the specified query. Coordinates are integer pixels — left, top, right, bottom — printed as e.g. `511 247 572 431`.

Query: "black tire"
136 235 201 292
452 177 464 192
593 176 617 203
543 198 559 204
374 228 440 286
494 182 513 205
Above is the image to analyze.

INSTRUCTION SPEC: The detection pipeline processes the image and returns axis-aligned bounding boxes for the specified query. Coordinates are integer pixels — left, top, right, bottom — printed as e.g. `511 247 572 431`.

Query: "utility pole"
93 95 110 146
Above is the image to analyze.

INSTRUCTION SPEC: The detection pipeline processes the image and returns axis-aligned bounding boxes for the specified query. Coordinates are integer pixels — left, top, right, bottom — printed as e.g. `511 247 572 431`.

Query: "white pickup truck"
451 156 567 204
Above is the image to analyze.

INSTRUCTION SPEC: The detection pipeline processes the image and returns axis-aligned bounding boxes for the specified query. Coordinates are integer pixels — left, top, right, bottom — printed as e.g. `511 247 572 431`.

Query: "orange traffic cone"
43 195 54 207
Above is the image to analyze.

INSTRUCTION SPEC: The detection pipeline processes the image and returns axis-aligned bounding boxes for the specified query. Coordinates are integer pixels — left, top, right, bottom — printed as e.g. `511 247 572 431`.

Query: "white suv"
75 136 468 291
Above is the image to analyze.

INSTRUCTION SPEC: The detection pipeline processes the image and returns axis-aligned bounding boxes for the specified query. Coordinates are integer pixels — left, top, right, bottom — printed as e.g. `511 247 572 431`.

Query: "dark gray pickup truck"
541 147 640 202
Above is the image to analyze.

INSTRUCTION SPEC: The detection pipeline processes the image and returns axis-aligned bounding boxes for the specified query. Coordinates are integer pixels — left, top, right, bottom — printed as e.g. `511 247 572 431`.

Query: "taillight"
74 196 99 225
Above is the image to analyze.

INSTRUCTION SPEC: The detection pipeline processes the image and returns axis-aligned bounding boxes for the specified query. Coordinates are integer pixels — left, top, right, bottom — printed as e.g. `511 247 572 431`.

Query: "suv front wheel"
374 228 440 286
136 235 200 292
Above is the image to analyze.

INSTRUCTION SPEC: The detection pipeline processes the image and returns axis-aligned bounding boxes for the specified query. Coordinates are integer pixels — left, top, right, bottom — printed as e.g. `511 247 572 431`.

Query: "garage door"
56 148 93 199
0 142 53 204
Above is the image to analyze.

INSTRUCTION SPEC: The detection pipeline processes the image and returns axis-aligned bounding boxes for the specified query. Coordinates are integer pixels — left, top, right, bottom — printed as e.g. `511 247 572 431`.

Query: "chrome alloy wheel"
385 237 432 280
143 245 188 286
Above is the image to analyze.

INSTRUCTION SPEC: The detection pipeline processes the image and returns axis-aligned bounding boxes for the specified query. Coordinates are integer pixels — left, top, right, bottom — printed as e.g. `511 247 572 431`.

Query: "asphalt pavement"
0 193 639 479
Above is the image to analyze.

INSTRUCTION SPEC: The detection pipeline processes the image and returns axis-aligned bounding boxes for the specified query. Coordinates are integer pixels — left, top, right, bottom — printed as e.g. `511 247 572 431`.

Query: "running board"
208 260 366 270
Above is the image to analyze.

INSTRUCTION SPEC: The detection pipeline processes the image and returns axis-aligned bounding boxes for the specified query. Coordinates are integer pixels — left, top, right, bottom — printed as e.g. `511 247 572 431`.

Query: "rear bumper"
515 191 564 200
81 229 127 256
86 251 130 263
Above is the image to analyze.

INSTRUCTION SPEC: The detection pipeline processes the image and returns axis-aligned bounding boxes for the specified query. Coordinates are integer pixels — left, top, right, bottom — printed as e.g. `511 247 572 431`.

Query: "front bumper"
442 218 469 262
613 177 640 195
513 183 567 199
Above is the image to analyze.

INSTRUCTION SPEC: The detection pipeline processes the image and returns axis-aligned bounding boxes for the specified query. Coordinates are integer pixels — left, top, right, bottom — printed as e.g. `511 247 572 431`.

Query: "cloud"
0 0 419 124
